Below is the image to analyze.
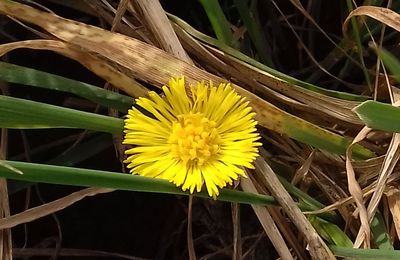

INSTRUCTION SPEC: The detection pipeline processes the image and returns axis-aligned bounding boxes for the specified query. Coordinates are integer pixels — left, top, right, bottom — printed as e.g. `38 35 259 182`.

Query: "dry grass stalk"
231 203 242 260
0 188 113 230
241 177 294 260
0 87 12 260
0 179 12 260
364 89 400 229
346 127 372 248
254 157 335 259
131 0 191 62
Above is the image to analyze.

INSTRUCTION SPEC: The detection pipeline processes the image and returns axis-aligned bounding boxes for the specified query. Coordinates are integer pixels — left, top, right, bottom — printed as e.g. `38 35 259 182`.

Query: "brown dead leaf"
346 127 372 248
343 6 400 36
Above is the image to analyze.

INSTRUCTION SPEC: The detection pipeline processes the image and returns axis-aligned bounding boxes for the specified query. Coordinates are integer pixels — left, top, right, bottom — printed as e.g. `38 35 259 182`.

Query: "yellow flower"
123 77 261 198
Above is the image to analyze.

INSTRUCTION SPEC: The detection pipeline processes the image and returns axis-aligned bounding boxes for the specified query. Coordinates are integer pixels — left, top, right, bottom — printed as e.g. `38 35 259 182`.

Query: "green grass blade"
0 160 276 206
308 215 353 247
281 120 374 159
233 0 274 67
278 176 325 210
199 0 239 49
345 0 372 91
354 100 400 133
0 95 123 134
330 246 400 259
0 62 133 112
351 49 400 133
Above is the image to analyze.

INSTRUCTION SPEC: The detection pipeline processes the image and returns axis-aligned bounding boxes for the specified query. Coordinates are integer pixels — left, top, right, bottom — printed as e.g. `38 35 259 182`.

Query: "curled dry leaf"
346 127 372 248
343 6 400 36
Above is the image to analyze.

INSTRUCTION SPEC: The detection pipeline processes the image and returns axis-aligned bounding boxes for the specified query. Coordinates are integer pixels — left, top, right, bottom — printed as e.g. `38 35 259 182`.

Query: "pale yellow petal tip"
122 77 261 198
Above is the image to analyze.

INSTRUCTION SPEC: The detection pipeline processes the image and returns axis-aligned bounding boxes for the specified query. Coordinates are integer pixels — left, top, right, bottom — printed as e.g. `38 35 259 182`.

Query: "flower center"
169 112 220 166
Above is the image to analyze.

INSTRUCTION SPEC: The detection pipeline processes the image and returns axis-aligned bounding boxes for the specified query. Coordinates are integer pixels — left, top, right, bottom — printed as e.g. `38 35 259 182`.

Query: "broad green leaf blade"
330 246 400 259
0 62 133 112
354 100 400 133
308 215 353 247
0 160 276 206
0 95 123 134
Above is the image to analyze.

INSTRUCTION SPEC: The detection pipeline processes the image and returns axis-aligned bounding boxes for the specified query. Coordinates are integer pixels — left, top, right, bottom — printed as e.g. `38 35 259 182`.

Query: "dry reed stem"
0 188 113 230
0 86 12 260
241 177 294 260
254 157 335 259
131 0 191 62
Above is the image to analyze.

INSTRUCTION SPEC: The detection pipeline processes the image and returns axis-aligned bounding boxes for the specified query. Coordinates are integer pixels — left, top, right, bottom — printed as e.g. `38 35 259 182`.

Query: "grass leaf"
0 95 123 134
330 246 400 259
0 160 276 206
0 62 133 112
354 100 400 133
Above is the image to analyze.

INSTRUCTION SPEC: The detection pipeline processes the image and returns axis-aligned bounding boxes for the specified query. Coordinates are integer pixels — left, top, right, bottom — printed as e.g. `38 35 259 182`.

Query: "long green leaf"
330 246 400 259
0 160 276 205
0 62 133 112
354 100 400 133
0 95 123 134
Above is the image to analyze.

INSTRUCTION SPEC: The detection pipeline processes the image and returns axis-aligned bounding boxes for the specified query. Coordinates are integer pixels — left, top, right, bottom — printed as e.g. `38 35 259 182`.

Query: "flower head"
123 77 261 198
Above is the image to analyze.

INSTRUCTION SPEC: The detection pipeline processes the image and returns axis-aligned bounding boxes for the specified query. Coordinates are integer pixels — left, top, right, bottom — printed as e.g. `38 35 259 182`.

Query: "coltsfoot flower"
123 77 261 198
